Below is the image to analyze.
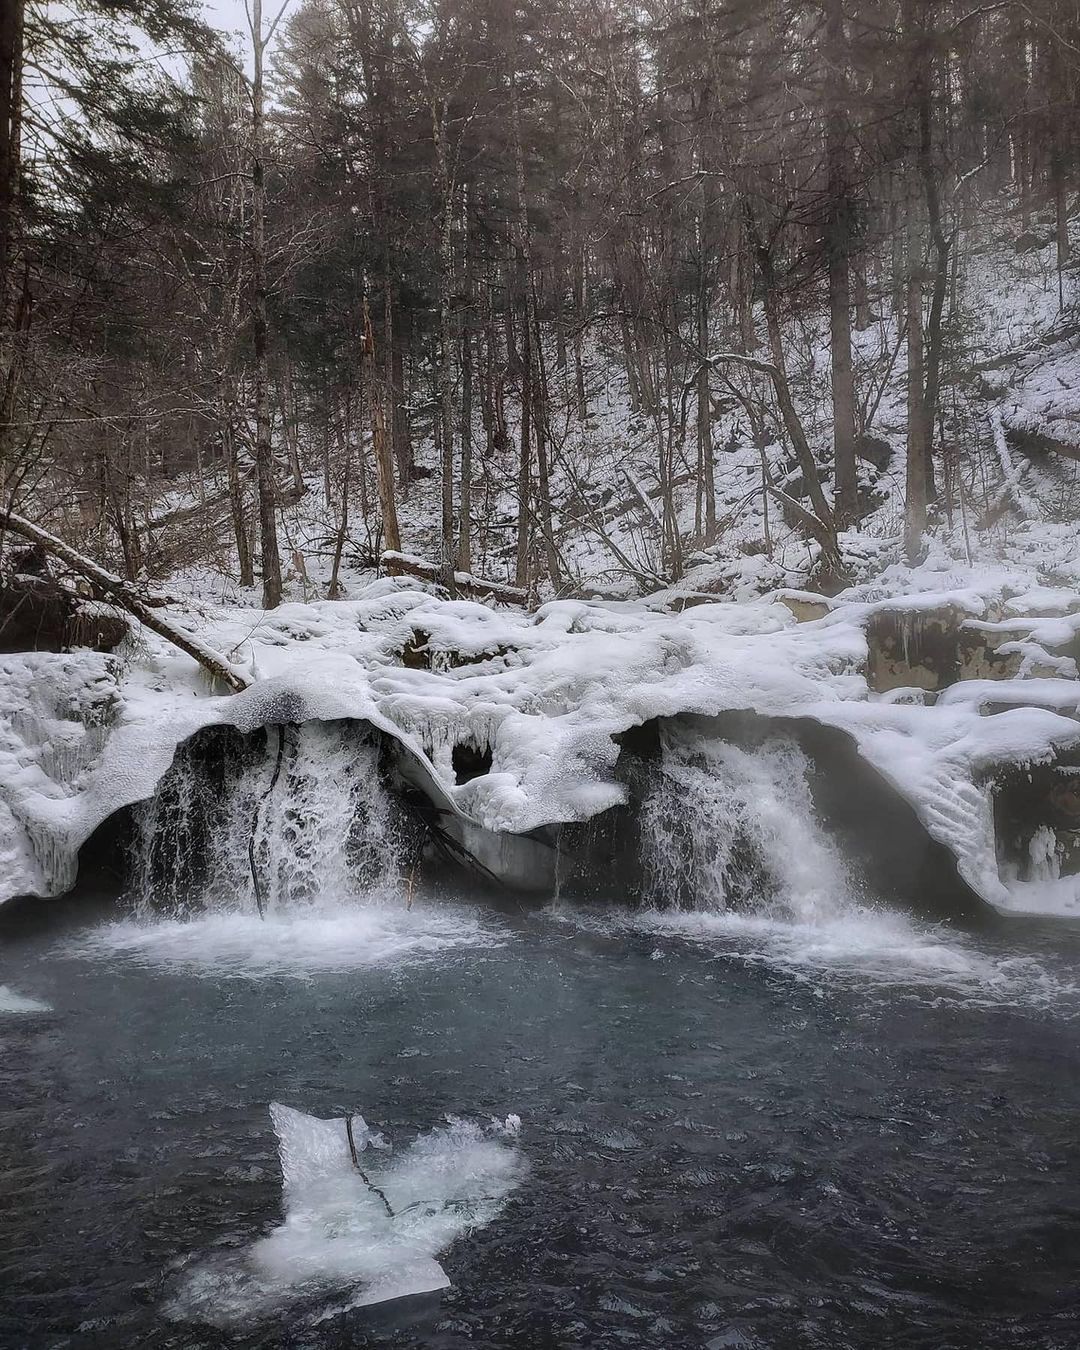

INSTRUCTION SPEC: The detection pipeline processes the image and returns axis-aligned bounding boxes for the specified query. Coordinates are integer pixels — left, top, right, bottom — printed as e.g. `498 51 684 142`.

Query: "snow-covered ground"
2 552 1079 916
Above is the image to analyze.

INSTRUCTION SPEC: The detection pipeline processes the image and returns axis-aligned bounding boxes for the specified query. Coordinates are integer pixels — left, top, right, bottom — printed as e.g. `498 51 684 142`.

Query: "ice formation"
167 1102 524 1327
1 566 1079 915
0 985 51 1014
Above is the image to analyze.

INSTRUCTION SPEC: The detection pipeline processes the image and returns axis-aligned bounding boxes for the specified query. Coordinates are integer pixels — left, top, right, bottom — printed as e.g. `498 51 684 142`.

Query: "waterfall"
130 721 406 916
639 726 851 921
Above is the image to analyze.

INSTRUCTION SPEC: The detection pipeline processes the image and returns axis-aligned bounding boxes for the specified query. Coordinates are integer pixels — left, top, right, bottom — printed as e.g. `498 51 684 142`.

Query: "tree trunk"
509 45 535 591
531 288 562 590
905 211 928 562
281 362 305 499
572 242 588 418
458 295 474 573
696 256 715 543
0 0 22 329
432 98 456 596
0 0 24 491
328 449 349 599
918 85 946 507
825 0 858 529
753 234 837 537
390 314 412 480
250 0 282 610
223 406 255 588
515 349 531 590
362 296 400 555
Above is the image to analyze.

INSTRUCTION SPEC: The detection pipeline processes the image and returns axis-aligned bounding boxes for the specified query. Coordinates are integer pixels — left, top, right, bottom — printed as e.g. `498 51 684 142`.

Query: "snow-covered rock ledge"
2 571 1079 916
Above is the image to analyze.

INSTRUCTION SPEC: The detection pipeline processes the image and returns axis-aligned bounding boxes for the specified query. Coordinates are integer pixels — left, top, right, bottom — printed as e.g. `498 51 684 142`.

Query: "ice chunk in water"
167 1102 525 1328
0 985 51 1014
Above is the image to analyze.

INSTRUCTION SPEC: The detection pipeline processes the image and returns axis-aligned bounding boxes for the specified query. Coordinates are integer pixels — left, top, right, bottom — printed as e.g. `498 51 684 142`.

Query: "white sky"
202 0 252 44
199 0 296 74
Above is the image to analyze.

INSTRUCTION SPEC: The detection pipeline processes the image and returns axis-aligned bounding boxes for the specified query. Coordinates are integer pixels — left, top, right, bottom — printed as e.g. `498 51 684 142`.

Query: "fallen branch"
344 1115 396 1218
382 550 527 606
986 404 1035 521
0 511 251 692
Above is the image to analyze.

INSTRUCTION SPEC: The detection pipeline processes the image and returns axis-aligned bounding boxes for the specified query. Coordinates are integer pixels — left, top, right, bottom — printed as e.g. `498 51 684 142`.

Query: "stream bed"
2 891 1079 1349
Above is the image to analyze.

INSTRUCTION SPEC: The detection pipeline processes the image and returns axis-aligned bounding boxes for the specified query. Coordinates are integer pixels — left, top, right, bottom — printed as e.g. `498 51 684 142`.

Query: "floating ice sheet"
167 1103 524 1328
0 984 51 1014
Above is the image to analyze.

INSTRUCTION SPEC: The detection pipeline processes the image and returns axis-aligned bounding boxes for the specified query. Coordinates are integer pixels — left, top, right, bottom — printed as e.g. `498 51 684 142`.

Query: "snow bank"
1 566 1079 916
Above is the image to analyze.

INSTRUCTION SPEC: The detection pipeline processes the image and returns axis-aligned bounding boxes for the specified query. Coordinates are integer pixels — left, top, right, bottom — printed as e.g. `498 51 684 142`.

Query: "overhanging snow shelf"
2 575 1079 917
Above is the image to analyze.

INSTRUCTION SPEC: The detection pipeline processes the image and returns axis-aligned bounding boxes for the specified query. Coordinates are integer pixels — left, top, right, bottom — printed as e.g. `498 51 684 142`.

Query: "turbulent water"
639 728 851 920
130 720 405 918
2 725 1080 1348
93 720 495 976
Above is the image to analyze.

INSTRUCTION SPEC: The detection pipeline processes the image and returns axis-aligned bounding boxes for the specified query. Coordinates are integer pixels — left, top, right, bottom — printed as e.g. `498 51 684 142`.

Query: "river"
1 721 1078 1348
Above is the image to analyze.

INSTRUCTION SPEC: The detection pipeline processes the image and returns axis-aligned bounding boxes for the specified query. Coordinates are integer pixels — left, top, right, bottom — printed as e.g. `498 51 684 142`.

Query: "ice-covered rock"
1 571 1078 916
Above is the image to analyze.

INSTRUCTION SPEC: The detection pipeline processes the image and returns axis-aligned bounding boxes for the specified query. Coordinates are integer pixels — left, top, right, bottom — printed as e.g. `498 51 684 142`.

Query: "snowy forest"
2 0 1078 603
4 1 1080 1347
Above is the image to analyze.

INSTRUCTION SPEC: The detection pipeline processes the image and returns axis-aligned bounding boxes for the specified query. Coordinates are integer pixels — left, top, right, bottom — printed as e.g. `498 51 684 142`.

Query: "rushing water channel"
3 724 1080 1348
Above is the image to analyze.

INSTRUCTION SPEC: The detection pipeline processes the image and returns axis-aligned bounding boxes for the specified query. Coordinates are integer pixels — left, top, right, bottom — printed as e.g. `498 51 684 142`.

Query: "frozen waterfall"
129 720 405 917
639 726 852 921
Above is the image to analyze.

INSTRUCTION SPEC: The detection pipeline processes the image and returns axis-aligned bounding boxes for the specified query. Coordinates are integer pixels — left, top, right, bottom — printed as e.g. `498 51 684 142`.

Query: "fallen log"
382 550 527 606
0 511 251 692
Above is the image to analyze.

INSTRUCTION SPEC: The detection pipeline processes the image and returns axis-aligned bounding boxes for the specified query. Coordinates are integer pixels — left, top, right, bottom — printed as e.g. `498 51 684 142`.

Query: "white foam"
167 1103 525 1328
552 906 1080 1012
0 984 51 1014
65 902 503 978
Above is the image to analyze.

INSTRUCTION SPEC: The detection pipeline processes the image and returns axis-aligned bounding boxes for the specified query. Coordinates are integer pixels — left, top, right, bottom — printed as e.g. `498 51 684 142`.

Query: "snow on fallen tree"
381 550 527 606
0 512 251 693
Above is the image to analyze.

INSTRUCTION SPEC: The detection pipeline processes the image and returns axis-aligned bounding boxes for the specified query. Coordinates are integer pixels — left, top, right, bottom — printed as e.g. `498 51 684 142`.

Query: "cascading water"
91 719 496 976
623 723 1065 993
129 720 406 917
639 725 851 921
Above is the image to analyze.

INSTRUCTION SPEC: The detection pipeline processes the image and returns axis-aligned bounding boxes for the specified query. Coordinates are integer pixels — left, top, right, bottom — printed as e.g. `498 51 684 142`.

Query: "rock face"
0 568 129 654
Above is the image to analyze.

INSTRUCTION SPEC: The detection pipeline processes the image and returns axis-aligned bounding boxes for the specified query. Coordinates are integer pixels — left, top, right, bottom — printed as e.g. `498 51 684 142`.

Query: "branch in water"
345 1115 396 1218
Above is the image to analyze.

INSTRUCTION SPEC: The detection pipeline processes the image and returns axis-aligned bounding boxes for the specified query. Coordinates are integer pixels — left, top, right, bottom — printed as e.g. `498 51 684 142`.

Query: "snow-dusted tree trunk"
825 0 858 530
362 296 400 554
0 511 251 691
250 0 283 610
431 93 457 598
905 206 928 562
0 0 25 494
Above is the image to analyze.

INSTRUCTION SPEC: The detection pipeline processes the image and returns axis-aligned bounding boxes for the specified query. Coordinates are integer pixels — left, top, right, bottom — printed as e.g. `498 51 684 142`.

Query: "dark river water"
2 890 1079 1350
